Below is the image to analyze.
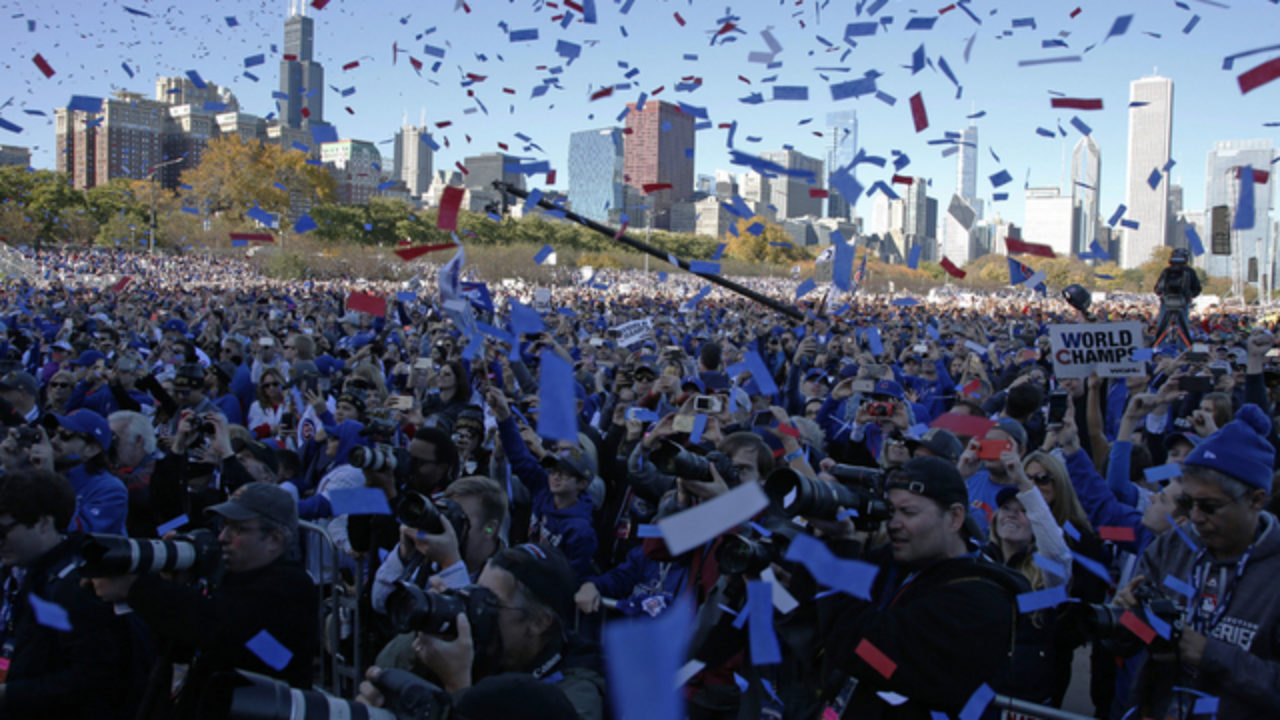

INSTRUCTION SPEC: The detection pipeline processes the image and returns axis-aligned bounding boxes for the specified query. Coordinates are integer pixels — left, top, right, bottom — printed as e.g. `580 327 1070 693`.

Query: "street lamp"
147 157 185 255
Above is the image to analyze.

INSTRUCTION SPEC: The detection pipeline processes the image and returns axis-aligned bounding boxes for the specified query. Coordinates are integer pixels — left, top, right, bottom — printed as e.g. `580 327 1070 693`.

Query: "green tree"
180 135 335 222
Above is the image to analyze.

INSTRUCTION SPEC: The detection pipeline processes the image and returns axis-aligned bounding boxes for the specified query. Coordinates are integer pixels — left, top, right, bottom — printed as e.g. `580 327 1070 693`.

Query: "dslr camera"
650 439 738 485
201 668 452 720
385 582 499 650
764 465 891 529
1073 582 1183 657
79 529 221 578
396 492 472 549
866 401 895 419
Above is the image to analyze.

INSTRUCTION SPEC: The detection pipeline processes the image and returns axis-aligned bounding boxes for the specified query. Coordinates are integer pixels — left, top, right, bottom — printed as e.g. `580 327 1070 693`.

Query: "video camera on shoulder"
764 465 891 529
78 529 221 579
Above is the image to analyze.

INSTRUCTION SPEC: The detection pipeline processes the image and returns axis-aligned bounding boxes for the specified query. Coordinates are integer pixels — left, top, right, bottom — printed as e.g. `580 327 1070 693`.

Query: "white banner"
1048 321 1145 378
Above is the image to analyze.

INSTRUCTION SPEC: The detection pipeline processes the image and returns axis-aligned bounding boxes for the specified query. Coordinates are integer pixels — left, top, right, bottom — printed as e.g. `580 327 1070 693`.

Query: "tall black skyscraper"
279 1 325 129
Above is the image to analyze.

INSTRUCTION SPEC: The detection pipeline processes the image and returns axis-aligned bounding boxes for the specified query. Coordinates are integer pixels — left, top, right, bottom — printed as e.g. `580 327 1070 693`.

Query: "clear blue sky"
4 0 1279 236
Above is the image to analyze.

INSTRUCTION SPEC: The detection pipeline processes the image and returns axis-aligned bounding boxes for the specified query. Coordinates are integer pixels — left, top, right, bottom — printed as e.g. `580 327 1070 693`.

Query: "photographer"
364 544 606 720
91 482 318 720
817 457 1025 717
1153 248 1201 349
1116 404 1280 719
147 411 260 530
0 469 136 720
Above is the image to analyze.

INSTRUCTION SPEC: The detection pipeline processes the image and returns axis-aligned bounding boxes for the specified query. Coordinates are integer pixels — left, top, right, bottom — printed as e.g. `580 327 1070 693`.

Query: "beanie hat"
1183 404 1275 492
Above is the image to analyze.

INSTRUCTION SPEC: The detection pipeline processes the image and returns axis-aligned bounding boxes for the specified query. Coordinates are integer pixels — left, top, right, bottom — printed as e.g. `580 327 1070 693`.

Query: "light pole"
147 157 184 255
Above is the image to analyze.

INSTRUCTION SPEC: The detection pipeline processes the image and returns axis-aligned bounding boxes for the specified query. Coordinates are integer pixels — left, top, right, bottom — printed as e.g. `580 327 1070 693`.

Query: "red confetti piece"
1119 611 1157 645
345 106 354 114
454 161 468 175
1069 7 1082 18
1238 167 1271 184
409 56 423 71
738 75 752 84
673 12 686 25
346 291 385 317
111 276 133 293
342 60 360 71
283 53 298 61
497 142 509 151
311 0 330 8
716 21 736 35
777 423 801 439
1051 97 1104 110
1238 56 1280 95
1005 236 1056 258
465 73 487 82
503 87 516 94
229 232 274 243
939 4 956 14
855 639 897 679
436 121 452 129
460 1 470 12
961 378 982 396
891 175 915 185
1098 526 1137 543
564 0 584 10
437 186 464 231
590 86 614 100
546 170 556 184
909 92 929 133
32 53 55 78
940 256 965 278
650 85 665 96
394 243 457 261
300 107 310 118
643 183 673 194
808 188 829 198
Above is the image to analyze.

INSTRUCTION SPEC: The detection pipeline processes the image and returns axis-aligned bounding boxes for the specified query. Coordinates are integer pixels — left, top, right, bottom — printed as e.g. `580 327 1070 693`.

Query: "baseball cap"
905 427 964 463
871 379 905 401
0 371 39 398
885 456 968 509
232 437 280 476
539 446 593 481
995 486 1022 510
206 481 298 532
162 318 189 335
1162 431 1203 452
45 408 112 449
71 350 106 367
454 673 579 720
991 418 1028 450
489 544 578 627
173 363 205 388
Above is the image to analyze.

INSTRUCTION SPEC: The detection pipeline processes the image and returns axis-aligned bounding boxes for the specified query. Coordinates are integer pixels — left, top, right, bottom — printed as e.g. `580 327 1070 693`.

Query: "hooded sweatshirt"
1131 511 1280 719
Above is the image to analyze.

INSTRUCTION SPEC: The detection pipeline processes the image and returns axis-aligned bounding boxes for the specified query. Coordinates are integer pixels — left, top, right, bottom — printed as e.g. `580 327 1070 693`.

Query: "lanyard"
1189 542 1255 635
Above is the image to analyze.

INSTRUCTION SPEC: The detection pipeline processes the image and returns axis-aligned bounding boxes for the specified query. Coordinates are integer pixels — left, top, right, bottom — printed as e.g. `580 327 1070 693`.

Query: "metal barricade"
297 520 364 697
990 695 1096 720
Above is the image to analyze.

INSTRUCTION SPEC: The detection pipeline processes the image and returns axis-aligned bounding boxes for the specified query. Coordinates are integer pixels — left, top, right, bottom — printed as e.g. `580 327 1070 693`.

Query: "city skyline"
5 1 1280 268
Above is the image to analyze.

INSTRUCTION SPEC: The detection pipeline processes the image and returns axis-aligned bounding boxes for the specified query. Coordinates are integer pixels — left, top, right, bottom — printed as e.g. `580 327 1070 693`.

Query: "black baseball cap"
206 482 297 532
885 456 969 509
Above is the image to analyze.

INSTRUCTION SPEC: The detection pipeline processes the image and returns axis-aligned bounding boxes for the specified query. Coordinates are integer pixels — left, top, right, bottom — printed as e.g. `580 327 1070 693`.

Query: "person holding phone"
958 418 1029 536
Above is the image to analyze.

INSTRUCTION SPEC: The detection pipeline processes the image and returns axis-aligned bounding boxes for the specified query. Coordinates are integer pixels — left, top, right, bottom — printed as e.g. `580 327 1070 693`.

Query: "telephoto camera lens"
650 440 738 484
764 468 891 526
384 582 498 651
716 533 785 576
199 669 455 720
350 444 399 472
79 529 221 578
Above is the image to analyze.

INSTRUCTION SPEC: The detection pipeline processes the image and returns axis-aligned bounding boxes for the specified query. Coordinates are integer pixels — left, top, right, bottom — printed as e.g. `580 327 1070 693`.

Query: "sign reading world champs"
1048 321 1146 378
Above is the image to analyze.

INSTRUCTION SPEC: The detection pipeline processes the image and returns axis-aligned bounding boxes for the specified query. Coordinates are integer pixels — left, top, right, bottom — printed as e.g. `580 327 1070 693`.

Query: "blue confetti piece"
1071 551 1113 586
905 17 937 30
534 245 555 264
121 62 135 78
1011 17 1037 30
1235 168 1257 230
1144 463 1181 484
68 95 104 114
538 351 579 442
795 278 816 299
0 118 22 134
293 214 317 234
28 594 72 631
1105 14 1133 40
1193 697 1219 715
688 414 708 445
772 85 809 101
328 488 392 516
1070 116 1092 136
1182 15 1200 34
1120 219 1140 230
747 581 782 665
1032 553 1067 579
1063 521 1082 542
185 69 207 89
226 16 238 27
1107 204 1127 227
509 28 539 42
865 327 884 356
1163 574 1195 598
245 629 293 671
424 44 446 59
959 683 995 720
846 21 878 37
1186 226 1206 256
689 261 722 275
1147 168 1163 190
989 170 1012 188
245 54 265 68
1036 127 1056 138
1017 585 1070 613
783 534 878 599
907 244 922 269
830 76 877 100
1131 348 1153 362
635 524 663 539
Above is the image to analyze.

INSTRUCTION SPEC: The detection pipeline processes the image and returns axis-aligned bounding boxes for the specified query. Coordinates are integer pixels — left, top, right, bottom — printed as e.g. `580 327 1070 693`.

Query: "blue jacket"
1062 448 1148 556
584 545 688 612
67 465 128 535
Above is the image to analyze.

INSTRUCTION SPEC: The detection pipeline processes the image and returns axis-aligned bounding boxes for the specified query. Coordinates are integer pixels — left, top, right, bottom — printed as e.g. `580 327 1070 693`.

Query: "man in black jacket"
0 469 134 720
92 481 318 719
818 457 1024 718
1154 248 1201 349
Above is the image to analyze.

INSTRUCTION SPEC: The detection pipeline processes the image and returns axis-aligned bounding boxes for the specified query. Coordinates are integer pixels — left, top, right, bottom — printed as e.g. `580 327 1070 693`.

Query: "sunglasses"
1176 495 1235 516
56 429 88 443
260 382 281 388
1029 472 1054 486
49 382 71 389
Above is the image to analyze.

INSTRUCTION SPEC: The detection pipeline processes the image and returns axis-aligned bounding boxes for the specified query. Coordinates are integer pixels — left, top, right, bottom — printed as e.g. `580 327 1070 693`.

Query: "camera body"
1075 583 1184 657
396 492 472 551
866 401 894 419
385 582 499 652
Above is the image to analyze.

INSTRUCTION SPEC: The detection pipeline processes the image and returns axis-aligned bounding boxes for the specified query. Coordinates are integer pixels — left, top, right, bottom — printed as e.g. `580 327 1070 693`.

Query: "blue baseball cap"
871 379 905 401
46 409 111 449
70 350 106 367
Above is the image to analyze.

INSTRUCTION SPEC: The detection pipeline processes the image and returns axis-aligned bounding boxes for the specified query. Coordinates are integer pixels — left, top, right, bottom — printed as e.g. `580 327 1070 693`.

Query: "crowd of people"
0 246 1277 720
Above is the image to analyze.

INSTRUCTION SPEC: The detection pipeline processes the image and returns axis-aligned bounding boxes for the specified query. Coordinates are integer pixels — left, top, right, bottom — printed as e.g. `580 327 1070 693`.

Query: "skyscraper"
279 2 326 129
1203 139 1275 284
825 111 857 220
320 139 381 205
758 149 824 220
1023 187 1077 257
1071 135 1101 257
940 124 983 266
957 124 978 201
623 100 694 229
567 127 625 224
1122 74 1173 269
56 91 166 190
392 125 434 199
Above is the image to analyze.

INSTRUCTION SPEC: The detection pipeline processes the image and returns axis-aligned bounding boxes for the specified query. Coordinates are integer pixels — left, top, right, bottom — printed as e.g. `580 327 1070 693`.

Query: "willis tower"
279 0 326 129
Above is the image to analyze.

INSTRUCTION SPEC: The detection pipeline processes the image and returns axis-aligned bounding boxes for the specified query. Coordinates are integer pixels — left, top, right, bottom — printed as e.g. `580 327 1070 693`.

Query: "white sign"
612 318 653 348
533 288 552 314
1049 321 1145 378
